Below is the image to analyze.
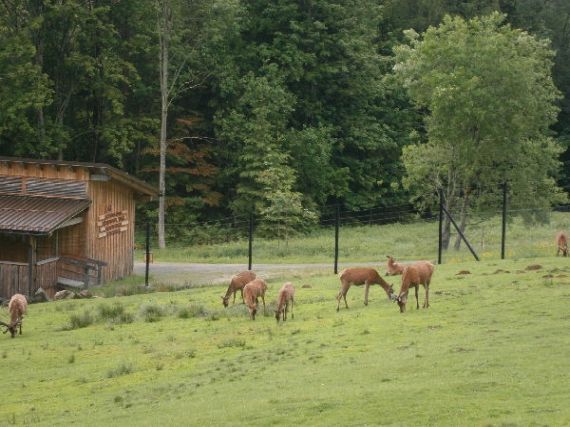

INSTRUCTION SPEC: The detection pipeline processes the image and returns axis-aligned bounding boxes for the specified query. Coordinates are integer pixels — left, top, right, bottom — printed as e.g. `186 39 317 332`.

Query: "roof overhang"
0 157 158 199
0 195 91 236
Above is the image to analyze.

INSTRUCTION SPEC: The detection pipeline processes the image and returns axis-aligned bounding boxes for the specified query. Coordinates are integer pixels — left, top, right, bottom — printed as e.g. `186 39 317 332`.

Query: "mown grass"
1 257 570 425
138 211 570 264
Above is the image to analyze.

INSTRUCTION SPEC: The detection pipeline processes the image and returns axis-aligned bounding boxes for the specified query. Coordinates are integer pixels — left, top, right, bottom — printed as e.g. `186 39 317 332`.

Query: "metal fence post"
145 222 150 287
334 204 340 274
501 182 508 260
248 213 253 271
438 188 443 265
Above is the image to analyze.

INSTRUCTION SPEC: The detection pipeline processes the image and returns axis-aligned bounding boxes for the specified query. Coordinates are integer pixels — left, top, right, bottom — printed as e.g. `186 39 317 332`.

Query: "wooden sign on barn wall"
97 205 129 238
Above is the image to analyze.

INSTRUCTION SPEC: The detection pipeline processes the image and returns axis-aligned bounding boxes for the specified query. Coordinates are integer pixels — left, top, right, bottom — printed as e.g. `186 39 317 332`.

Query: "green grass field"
141 211 570 264
1 257 570 426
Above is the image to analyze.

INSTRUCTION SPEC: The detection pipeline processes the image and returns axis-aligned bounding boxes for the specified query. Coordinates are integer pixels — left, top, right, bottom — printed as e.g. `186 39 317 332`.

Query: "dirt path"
133 261 380 285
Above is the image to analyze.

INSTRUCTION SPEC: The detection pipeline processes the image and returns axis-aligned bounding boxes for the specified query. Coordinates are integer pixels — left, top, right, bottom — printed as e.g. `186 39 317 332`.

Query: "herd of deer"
2 232 567 337
219 253 435 322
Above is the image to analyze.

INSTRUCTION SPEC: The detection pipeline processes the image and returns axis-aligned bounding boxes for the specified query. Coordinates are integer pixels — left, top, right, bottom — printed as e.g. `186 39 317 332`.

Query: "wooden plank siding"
0 261 29 297
86 181 135 282
36 258 58 298
0 159 152 291
0 259 57 299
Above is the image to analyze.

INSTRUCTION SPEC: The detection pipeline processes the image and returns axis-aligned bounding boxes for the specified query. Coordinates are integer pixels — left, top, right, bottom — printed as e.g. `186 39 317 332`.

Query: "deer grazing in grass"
556 231 568 257
221 270 256 307
336 268 394 312
275 282 295 323
395 261 435 313
385 255 405 276
243 278 268 320
0 294 27 338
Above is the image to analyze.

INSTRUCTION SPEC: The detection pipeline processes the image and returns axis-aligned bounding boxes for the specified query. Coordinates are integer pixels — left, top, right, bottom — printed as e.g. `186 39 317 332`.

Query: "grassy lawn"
1 257 570 426
140 211 570 264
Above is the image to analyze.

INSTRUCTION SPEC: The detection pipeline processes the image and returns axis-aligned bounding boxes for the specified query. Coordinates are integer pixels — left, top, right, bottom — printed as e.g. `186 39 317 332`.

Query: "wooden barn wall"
0 235 28 263
58 221 87 259
0 162 89 181
35 259 58 298
0 259 57 299
0 261 29 298
86 181 135 282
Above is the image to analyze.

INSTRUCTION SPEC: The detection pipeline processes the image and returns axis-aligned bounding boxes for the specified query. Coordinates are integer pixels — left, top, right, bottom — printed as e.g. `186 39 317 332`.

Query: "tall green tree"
212 0 416 231
0 2 52 156
394 13 565 249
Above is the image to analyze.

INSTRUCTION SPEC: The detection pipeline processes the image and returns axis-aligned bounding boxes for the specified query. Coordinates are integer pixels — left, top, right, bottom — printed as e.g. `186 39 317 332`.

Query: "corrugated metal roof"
0 195 91 235
0 156 157 197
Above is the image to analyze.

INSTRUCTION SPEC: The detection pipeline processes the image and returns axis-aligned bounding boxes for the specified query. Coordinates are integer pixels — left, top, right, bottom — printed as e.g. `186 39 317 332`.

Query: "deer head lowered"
0 320 21 338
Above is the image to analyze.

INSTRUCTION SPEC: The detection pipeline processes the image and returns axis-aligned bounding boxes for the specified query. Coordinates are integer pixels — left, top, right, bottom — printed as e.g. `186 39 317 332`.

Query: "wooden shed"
0 157 157 299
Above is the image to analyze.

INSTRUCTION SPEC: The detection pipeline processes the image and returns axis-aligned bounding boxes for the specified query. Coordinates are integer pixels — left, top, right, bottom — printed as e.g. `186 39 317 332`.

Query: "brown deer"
556 231 568 257
395 261 435 313
221 270 256 307
243 278 268 320
1 294 28 338
385 255 405 276
275 282 295 323
336 268 394 312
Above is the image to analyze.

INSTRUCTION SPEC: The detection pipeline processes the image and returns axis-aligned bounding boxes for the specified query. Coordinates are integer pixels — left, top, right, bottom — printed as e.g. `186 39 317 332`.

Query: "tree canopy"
394 12 566 247
0 1 568 238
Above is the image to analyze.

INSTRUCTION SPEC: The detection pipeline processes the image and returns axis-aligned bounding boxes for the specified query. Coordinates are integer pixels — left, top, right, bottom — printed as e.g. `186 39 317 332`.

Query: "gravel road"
133 261 381 286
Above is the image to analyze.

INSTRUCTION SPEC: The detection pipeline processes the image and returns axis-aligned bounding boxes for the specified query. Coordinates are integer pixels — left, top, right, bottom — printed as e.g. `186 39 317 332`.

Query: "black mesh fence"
135 201 570 273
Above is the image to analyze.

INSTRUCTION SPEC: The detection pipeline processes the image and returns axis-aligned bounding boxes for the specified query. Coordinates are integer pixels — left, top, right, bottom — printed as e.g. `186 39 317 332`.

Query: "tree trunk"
442 216 451 250
32 0 46 153
453 192 470 250
157 0 171 249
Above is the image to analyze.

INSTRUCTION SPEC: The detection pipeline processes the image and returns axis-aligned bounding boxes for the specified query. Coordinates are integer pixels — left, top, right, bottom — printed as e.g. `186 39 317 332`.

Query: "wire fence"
135 200 570 283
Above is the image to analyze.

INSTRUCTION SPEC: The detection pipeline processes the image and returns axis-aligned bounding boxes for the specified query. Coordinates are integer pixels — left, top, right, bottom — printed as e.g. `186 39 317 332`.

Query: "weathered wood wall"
0 161 142 287
0 259 58 299
36 258 58 298
0 235 28 263
86 181 135 282
0 261 29 298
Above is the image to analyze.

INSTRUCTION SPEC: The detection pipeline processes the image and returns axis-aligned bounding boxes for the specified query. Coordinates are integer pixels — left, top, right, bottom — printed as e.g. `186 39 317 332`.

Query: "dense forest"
1 0 569 245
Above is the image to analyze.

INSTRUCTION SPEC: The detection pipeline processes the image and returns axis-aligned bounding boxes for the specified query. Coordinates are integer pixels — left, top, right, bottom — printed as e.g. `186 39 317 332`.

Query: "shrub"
107 362 134 378
139 304 164 322
97 303 134 324
218 338 246 349
68 310 94 330
177 303 208 319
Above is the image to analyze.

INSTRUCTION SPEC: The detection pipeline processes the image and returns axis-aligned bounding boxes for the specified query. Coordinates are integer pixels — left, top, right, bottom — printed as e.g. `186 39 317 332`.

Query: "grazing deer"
556 231 568 257
395 261 435 313
275 282 295 323
221 270 256 307
385 255 405 276
336 268 394 312
243 278 268 320
1 294 27 338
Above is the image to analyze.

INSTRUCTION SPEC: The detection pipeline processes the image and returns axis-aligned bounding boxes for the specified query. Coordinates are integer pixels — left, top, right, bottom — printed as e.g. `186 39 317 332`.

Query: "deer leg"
415 285 419 310
284 302 288 321
232 290 237 305
424 282 430 308
240 288 244 304
336 291 342 312
261 295 266 314
291 297 294 319
364 282 370 306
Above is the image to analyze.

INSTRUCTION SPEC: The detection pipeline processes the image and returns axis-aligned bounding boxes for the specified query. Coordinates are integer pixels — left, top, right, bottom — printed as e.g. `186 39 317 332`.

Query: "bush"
107 362 134 378
177 303 208 319
139 304 164 322
68 310 94 330
97 303 134 324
